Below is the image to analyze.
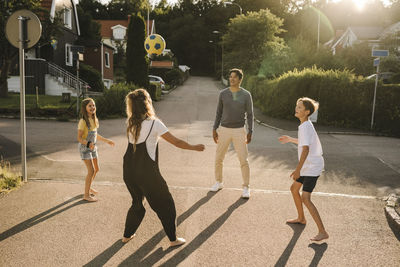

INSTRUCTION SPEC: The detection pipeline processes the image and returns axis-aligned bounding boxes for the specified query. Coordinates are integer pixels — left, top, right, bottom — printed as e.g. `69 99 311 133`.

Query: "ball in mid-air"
144 34 166 56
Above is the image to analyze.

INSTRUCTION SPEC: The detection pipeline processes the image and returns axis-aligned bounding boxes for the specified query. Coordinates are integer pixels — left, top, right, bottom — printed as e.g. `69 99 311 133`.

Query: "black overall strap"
144 120 155 142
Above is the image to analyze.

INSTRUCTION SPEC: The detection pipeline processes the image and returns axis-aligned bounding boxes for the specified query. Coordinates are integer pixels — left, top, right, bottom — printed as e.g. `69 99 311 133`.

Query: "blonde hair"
297 97 319 116
80 98 99 129
125 89 155 150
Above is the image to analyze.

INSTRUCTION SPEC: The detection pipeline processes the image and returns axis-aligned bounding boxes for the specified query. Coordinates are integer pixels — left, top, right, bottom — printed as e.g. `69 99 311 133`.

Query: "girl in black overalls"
122 89 205 247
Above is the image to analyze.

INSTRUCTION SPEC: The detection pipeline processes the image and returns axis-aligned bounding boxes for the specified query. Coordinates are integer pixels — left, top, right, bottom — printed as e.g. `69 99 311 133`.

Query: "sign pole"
5 10 42 183
371 63 379 130
18 16 28 182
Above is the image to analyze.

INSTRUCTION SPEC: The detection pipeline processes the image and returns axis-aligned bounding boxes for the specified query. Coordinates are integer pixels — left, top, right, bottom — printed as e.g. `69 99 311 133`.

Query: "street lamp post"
212 30 224 80
224 1 242 15
209 40 217 73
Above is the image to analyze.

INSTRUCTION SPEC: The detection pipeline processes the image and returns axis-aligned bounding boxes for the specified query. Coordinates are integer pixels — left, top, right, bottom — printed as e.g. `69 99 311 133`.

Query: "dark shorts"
295 176 319 193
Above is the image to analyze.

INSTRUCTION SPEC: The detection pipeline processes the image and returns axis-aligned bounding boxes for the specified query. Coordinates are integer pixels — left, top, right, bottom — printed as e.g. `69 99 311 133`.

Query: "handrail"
47 61 89 93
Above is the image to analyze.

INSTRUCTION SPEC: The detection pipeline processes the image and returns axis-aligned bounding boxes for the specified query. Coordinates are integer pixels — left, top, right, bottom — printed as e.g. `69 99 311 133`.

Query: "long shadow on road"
308 242 328 267
84 191 216 267
0 194 84 242
158 198 248 267
274 223 305 267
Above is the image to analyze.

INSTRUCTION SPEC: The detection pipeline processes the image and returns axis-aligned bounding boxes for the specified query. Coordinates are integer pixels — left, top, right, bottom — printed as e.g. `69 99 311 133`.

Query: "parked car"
149 75 165 90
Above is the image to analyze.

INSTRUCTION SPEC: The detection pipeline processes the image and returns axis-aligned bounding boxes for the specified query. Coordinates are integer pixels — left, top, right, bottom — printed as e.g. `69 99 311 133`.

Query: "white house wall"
45 74 77 96
7 75 77 96
7 76 20 93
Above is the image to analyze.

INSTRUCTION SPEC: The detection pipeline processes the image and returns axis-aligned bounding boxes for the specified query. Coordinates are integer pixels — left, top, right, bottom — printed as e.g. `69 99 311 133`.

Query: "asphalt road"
0 76 399 266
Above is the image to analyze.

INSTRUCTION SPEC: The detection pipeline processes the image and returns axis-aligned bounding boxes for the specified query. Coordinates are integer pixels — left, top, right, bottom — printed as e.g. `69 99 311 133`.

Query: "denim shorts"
79 143 98 160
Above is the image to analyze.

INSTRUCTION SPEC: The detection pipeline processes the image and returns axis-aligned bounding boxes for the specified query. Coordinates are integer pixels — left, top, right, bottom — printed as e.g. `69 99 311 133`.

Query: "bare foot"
170 237 186 247
286 218 306 225
310 232 329 242
83 196 98 202
122 234 135 243
90 188 98 195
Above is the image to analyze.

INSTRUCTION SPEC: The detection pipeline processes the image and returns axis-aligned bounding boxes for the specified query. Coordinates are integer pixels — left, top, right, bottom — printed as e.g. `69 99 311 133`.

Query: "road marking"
29 178 377 200
41 155 80 162
377 157 400 175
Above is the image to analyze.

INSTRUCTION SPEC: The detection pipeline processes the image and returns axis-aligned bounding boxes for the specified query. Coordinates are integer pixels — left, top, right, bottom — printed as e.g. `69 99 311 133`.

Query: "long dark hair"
125 89 155 150
80 98 99 129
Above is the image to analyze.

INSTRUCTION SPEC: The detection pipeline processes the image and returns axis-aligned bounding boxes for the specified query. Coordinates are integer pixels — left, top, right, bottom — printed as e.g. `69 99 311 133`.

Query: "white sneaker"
210 182 223 192
170 237 186 247
242 187 250 199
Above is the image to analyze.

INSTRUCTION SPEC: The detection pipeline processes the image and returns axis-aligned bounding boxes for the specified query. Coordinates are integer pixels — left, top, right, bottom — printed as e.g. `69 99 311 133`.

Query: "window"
64 8 72 29
105 52 110 68
111 25 127 40
65 44 73 66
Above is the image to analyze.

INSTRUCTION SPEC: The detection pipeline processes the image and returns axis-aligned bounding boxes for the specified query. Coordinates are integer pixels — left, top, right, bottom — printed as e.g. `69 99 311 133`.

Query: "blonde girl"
77 98 114 202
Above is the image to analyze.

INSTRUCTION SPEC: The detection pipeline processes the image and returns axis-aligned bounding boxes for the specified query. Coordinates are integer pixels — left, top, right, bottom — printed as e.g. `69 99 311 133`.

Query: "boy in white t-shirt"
279 97 329 242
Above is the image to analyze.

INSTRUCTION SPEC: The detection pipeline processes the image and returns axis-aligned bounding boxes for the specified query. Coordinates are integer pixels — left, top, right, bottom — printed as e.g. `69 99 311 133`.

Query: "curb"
161 85 178 95
0 115 75 121
383 194 400 238
255 116 381 136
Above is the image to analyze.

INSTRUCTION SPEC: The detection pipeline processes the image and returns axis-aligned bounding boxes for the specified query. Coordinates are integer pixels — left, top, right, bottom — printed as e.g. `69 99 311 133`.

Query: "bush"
0 158 22 194
243 67 400 136
148 82 162 101
164 69 183 86
80 63 105 92
95 83 139 118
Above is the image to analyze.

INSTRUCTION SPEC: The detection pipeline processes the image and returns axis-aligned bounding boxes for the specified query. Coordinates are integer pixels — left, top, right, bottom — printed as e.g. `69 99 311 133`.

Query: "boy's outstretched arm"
278 135 298 144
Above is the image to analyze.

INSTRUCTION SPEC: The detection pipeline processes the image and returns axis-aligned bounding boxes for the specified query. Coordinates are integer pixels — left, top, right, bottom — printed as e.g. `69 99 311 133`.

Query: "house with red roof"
96 17 155 52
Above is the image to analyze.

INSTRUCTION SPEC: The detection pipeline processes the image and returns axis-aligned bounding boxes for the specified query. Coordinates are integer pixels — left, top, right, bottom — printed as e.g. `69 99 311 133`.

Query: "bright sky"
329 0 392 11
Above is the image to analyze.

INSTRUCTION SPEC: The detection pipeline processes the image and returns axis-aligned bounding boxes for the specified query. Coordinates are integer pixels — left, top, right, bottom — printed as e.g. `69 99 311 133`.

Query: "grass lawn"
0 93 77 109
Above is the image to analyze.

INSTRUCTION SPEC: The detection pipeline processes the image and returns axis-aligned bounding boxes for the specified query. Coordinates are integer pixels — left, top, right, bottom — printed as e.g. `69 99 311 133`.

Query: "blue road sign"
372 50 389 57
373 57 380 67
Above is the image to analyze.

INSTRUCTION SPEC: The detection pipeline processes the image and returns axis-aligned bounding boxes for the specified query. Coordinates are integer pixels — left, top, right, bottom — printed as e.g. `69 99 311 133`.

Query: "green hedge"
244 67 400 136
95 83 139 118
149 82 162 101
80 63 105 92
164 69 184 86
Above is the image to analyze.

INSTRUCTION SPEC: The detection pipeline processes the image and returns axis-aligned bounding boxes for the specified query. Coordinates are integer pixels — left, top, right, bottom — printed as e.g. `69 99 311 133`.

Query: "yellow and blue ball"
144 34 166 56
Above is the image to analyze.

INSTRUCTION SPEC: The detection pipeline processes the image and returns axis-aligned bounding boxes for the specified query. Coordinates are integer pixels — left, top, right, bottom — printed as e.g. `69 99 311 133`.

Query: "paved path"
0 76 399 266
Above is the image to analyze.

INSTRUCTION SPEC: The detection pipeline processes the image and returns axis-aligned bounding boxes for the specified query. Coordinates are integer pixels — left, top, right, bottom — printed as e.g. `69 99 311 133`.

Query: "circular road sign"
5 9 42 49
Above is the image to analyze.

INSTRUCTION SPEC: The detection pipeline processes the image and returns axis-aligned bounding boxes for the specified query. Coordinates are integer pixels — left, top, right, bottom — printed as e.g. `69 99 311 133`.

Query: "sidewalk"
253 108 373 135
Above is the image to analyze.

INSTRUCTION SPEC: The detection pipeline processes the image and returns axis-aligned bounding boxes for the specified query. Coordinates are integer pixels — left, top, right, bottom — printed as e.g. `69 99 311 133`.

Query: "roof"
97 20 129 38
349 26 383 40
380 22 400 39
150 61 174 69
41 0 80 35
96 19 154 38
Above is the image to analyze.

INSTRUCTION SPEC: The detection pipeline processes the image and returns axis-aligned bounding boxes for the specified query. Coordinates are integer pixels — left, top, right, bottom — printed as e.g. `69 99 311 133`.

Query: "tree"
0 0 61 98
76 5 101 46
126 13 149 88
222 9 284 75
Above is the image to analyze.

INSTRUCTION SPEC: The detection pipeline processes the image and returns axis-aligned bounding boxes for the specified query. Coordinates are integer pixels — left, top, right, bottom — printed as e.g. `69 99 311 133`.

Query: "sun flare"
352 0 368 11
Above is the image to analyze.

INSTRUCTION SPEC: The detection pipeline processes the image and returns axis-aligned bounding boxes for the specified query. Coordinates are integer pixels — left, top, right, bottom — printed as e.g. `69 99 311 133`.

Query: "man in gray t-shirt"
211 68 254 199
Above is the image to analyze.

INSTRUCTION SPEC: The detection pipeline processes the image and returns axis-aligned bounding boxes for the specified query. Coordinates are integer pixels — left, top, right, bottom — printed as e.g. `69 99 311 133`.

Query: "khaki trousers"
215 126 250 187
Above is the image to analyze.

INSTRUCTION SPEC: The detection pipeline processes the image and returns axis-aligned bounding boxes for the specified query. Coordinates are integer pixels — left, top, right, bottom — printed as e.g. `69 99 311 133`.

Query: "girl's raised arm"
161 132 205 151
